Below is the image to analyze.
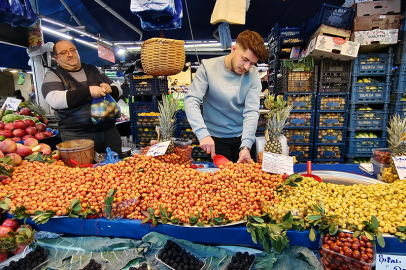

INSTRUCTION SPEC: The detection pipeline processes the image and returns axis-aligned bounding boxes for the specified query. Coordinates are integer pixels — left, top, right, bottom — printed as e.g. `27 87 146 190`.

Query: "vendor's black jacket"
45 63 119 132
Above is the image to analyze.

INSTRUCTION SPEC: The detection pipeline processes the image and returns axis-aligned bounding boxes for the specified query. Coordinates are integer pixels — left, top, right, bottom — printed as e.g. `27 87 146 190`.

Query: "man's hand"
200 136 215 158
100 83 112 94
89 86 106 98
237 149 251 164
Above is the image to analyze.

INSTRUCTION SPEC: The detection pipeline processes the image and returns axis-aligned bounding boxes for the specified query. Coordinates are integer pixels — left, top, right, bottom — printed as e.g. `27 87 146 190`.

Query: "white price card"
146 141 170 157
392 156 406 180
1 98 21 111
376 254 406 270
261 152 294 175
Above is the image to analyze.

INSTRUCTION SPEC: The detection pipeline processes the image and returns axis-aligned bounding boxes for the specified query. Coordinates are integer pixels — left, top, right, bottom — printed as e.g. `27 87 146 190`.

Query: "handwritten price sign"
392 156 406 180
261 152 294 175
376 254 406 270
1 98 21 111
146 141 170 157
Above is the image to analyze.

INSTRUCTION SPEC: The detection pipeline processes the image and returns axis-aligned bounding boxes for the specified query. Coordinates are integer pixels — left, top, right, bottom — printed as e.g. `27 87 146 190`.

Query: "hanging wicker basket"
141 38 185 76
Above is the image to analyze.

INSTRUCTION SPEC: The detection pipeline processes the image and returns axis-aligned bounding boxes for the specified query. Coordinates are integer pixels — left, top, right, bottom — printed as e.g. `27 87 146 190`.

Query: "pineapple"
157 95 178 154
387 115 406 173
264 94 287 119
264 105 293 154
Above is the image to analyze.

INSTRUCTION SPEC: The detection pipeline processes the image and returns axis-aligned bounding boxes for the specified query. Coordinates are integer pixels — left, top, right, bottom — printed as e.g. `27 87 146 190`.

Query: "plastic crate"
389 98 406 118
394 40 406 65
288 144 312 160
305 4 355 35
130 126 139 143
314 144 345 160
346 138 387 156
316 93 348 111
391 71 406 92
285 93 315 110
319 60 351 92
314 159 344 164
268 37 306 55
350 82 390 103
283 68 317 93
316 112 347 128
192 147 210 158
348 109 389 130
282 57 314 71
315 128 346 144
130 75 168 95
352 52 393 76
137 130 158 142
285 129 313 144
134 115 160 127
268 57 282 73
130 102 159 121
285 111 314 128
269 23 306 39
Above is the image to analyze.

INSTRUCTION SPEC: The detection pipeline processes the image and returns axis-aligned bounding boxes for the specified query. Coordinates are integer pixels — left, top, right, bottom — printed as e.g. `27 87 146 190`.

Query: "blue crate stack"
346 48 392 163
284 92 315 163
391 23 406 119
129 74 168 145
267 23 307 94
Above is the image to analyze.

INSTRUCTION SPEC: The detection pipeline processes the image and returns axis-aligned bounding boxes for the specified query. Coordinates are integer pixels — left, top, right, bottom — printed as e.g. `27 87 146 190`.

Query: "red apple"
25 126 37 135
0 252 7 263
24 138 38 148
22 135 34 140
44 131 53 137
11 137 21 143
13 120 27 129
1 219 19 231
12 129 25 138
4 123 14 131
34 132 47 141
0 130 13 138
6 153 22 166
24 119 35 127
35 115 42 122
16 145 32 157
0 121 4 129
35 123 46 132
20 108 31 116
51 150 60 160
0 140 17 153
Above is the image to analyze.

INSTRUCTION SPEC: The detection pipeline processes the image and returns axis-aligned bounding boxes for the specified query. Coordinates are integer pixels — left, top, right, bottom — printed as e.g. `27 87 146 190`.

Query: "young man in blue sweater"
185 30 267 163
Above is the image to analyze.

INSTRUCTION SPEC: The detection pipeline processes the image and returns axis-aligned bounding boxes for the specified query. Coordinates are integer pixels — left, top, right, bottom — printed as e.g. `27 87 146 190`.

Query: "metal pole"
60 0 82 26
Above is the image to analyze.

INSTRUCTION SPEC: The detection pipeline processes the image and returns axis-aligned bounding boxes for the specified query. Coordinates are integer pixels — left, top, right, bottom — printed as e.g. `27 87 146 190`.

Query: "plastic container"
285 129 313 144
285 93 315 110
348 111 388 130
269 23 305 39
391 71 406 91
101 197 140 220
316 112 347 128
319 60 351 93
305 4 355 34
130 75 168 95
315 144 345 160
283 68 317 93
171 138 192 149
373 148 392 164
289 144 312 160
155 240 205 270
371 158 390 177
268 37 306 55
130 100 159 117
219 252 256 270
319 233 376 270
315 128 345 144
346 138 387 156
317 93 348 111
350 82 390 103
352 52 393 76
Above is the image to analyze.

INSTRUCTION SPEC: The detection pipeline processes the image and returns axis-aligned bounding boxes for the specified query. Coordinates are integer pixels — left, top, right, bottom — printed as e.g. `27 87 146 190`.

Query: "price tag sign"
2 98 22 111
392 156 406 180
146 141 170 157
262 152 294 175
376 254 406 270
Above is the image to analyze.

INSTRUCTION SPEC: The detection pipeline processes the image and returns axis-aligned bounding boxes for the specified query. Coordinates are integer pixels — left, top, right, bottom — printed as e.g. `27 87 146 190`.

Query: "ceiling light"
127 46 141 51
9 70 19 73
27 71 33 74
74 38 98 48
42 26 73 39
117 48 126 55
184 43 222 48
41 17 65 27
0 67 6 70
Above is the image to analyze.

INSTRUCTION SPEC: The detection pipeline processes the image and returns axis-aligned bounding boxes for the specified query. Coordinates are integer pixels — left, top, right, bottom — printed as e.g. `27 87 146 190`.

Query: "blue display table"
4 164 406 254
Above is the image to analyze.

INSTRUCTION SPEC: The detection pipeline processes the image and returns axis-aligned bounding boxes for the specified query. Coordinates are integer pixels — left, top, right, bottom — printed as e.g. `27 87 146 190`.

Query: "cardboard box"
301 35 360 61
309 24 352 41
355 0 401 16
353 14 400 31
353 28 398 45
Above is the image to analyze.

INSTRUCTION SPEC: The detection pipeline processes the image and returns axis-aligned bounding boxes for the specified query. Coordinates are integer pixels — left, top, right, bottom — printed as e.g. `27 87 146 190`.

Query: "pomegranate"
2 219 19 231
0 225 13 237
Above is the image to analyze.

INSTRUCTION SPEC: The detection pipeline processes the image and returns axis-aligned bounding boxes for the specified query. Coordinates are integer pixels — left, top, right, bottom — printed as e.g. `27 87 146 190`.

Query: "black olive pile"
225 252 255 270
129 263 148 270
157 240 204 270
3 246 48 270
80 259 102 270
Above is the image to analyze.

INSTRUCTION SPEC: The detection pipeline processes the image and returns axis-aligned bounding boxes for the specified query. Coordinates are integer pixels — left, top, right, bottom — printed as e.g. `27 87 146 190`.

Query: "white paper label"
146 141 170 157
376 254 406 270
392 156 406 180
2 98 22 111
262 152 294 175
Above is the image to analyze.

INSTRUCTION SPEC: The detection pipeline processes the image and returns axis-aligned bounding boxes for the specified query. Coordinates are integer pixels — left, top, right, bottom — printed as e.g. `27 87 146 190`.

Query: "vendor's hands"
237 149 251 164
100 83 112 94
89 86 106 98
200 136 215 159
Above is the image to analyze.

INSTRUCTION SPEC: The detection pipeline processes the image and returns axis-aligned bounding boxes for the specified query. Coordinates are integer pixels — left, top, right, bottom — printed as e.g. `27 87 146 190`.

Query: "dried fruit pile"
1 154 281 224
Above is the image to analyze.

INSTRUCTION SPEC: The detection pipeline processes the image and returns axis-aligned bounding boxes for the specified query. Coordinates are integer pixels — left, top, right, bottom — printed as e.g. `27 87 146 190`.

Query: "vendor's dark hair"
236 30 268 62
135 59 143 70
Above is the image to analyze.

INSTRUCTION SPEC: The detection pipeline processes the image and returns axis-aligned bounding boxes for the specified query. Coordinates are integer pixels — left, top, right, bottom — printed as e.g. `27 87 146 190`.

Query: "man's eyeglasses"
56 48 77 56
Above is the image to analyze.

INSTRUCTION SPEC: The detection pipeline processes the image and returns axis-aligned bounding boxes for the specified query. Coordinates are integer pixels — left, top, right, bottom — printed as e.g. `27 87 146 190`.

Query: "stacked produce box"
267 23 307 94
314 60 351 164
129 74 168 145
346 49 392 163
